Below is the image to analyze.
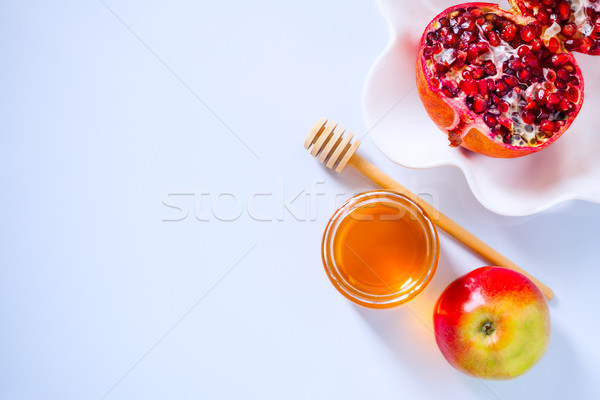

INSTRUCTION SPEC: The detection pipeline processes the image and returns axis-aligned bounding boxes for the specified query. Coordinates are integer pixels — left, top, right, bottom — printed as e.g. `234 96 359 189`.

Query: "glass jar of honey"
322 190 439 308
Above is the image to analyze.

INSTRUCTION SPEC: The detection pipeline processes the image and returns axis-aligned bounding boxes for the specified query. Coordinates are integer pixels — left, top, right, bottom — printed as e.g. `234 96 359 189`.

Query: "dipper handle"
348 154 554 301
305 118 554 301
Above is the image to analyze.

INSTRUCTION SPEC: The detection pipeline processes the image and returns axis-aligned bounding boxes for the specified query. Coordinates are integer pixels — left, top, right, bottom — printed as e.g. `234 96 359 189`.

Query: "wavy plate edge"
362 0 599 216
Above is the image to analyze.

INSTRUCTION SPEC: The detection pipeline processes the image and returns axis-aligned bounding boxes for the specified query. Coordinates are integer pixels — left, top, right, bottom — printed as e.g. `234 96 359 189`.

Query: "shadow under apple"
481 318 594 399
352 251 591 398
352 250 500 398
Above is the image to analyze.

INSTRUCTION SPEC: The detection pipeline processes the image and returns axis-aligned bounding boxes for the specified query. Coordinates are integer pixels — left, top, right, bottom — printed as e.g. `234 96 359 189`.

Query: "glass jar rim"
321 190 439 308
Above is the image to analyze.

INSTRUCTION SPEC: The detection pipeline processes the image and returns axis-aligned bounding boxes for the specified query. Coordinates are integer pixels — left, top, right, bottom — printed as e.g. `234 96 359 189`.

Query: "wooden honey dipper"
305 117 554 300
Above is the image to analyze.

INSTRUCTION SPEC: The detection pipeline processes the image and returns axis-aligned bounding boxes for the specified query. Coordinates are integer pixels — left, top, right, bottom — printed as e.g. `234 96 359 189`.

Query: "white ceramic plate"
363 0 600 216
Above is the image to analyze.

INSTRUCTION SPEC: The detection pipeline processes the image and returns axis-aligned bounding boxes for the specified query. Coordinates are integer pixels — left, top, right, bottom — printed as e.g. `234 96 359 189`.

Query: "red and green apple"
433 266 551 380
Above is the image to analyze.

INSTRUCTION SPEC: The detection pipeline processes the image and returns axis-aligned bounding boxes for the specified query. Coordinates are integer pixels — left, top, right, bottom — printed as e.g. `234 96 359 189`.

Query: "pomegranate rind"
416 2 585 158
416 60 456 133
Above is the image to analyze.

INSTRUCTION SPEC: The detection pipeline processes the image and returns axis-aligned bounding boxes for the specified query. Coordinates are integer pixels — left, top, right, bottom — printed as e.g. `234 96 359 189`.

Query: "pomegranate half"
417 3 586 158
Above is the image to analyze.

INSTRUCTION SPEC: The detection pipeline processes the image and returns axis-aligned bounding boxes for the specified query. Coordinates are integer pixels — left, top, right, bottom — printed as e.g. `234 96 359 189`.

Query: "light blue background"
2 1 599 399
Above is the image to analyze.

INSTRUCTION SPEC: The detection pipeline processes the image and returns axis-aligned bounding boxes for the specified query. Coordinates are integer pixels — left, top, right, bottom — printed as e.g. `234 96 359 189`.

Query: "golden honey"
322 191 439 308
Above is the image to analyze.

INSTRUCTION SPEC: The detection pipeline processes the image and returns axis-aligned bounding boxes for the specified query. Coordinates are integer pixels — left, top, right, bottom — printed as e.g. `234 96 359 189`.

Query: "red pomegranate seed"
472 95 488 114
562 23 577 38
449 9 464 19
569 76 580 86
531 42 544 54
547 37 560 53
472 67 486 79
522 110 536 124
498 102 509 113
523 54 539 68
525 100 537 110
444 33 459 47
551 53 569 67
504 75 518 87
492 125 510 139
536 88 547 104
545 69 556 82
461 19 476 31
426 32 437 45
500 117 514 131
468 7 482 17
580 37 593 53
483 113 499 127
500 23 517 41
557 1 571 21
559 98 571 111
557 68 569 81
520 24 537 42
508 58 523 69
467 44 479 61
487 31 501 46
564 39 579 51
462 70 473 80
484 60 497 75
537 10 550 25
439 17 450 27
482 21 494 32
436 63 449 74
495 79 509 95
447 82 460 97
563 63 576 74
477 79 488 95
476 42 490 54
462 30 478 44
440 86 452 97
467 7 481 18
547 93 560 108
453 54 466 68
460 79 478 96
432 42 443 54
484 13 499 25
542 0 557 7
567 87 580 102
461 38 472 52
540 120 555 133
517 45 531 57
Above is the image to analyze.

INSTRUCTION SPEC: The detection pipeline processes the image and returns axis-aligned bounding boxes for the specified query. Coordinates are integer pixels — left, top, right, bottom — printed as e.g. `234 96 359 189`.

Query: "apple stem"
481 321 495 336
